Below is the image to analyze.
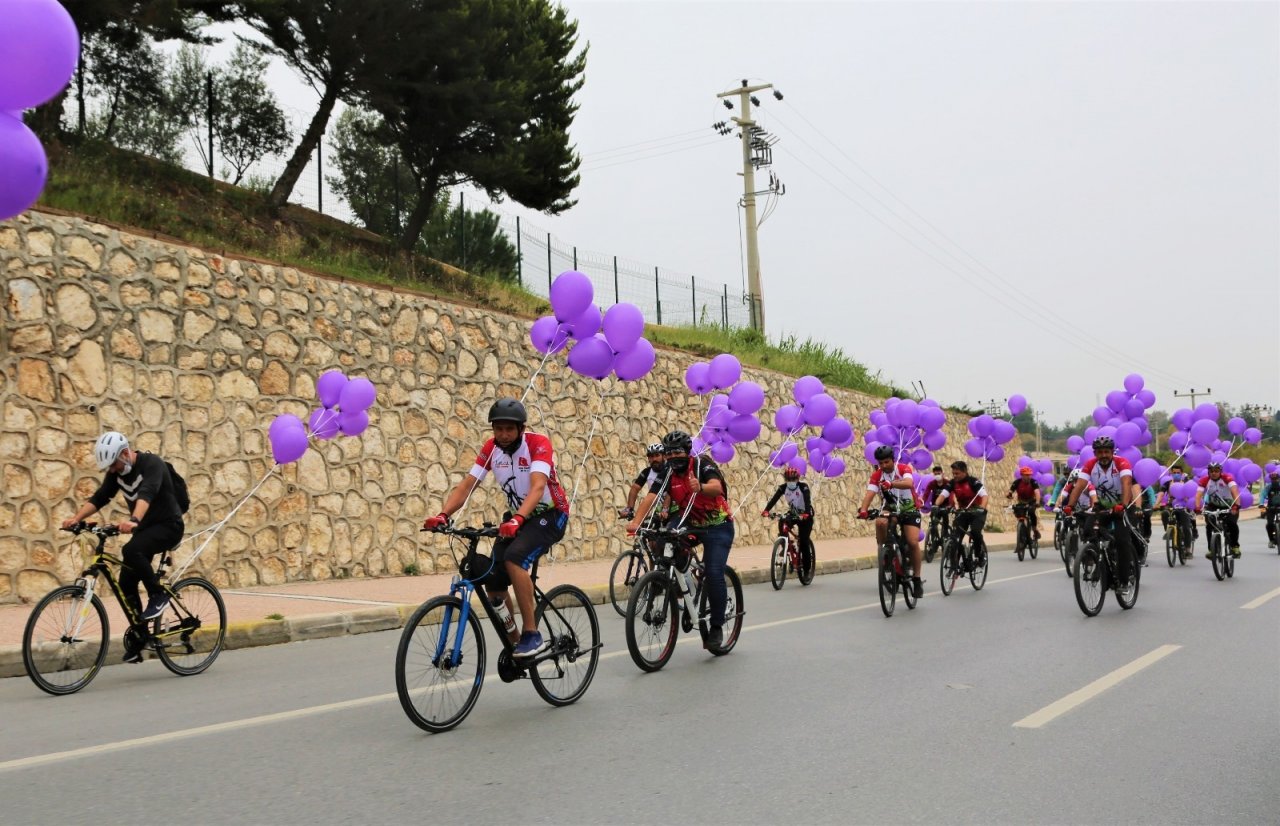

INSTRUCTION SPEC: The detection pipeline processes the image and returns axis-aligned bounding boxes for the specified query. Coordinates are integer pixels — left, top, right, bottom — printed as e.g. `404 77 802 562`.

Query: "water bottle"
492 597 517 637
682 569 697 597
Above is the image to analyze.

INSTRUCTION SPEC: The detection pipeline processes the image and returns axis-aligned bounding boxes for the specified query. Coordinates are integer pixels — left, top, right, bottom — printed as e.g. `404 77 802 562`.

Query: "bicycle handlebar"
422 523 500 539
62 522 120 538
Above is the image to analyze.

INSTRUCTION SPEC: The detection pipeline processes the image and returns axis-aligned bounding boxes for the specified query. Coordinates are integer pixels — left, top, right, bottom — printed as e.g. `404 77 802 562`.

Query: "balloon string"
567 382 608 514
520 348 556 405
169 463 278 582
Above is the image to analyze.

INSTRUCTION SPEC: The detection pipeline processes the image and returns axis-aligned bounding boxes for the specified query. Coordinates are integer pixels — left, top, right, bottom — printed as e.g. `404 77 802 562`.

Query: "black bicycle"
1058 511 1081 577
1161 506 1193 567
22 523 226 695
1012 502 1039 561
395 524 601 733
624 526 744 671
1265 504 1279 552
940 507 988 595
1072 509 1140 617
1202 508 1235 581
924 506 951 564
609 533 660 617
1052 507 1067 553
862 508 919 617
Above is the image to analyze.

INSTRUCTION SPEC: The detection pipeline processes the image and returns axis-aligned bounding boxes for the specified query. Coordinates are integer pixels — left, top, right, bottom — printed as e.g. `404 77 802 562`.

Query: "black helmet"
873 445 895 461
662 430 693 454
1092 436 1115 451
487 397 527 425
646 442 664 456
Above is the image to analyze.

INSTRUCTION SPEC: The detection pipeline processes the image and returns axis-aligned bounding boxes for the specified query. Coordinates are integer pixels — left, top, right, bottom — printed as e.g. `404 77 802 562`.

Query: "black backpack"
165 461 190 514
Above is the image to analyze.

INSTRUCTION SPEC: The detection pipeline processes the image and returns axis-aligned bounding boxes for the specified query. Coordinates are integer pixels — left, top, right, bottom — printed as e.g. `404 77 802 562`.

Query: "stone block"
6 277 43 321
55 284 96 330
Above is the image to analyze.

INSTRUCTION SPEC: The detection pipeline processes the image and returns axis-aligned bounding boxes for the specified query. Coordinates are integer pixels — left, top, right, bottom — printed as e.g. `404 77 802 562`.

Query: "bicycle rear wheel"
22 585 109 696
625 571 678 672
970 542 989 590
608 550 648 617
1224 550 1235 579
901 549 918 610
152 577 225 676
769 538 788 590
529 584 600 707
939 540 960 596
877 545 897 617
700 565 743 655
1029 527 1039 560
395 595 486 733
1073 546 1106 617
1165 528 1177 567
1210 534 1226 581
1064 531 1078 578
798 541 816 586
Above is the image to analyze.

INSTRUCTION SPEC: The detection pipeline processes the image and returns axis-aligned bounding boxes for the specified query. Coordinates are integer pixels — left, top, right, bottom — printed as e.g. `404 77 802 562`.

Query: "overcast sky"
204 1 1280 426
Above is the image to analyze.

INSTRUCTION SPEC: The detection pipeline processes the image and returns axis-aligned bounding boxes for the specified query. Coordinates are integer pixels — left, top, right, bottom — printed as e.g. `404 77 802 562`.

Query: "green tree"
422 198 519 281
327 107 414 237
80 26 167 144
214 43 290 184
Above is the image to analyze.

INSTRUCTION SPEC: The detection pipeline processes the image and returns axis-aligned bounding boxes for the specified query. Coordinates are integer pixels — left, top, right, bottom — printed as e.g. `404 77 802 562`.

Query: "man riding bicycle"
1063 436 1137 593
619 442 666 521
934 460 989 565
1007 466 1042 540
61 432 186 662
858 445 925 599
1194 462 1241 558
627 430 734 650
423 398 570 658
1260 469 1280 548
762 466 815 573
923 465 952 545
1156 463 1196 559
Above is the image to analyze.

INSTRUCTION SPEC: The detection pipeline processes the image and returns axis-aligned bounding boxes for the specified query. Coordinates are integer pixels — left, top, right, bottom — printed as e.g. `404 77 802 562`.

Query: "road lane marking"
1 565 1060 770
1240 586 1280 610
1012 644 1182 729
221 590 401 607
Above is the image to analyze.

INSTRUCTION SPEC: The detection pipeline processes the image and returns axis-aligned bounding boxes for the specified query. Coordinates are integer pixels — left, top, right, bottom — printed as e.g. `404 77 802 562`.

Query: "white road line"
220 591 402 607
1 565 1059 771
1012 644 1182 729
1240 585 1280 610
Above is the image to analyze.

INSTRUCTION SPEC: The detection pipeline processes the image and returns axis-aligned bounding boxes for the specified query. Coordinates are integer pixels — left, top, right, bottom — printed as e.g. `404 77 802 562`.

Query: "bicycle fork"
436 580 475 670
65 574 100 643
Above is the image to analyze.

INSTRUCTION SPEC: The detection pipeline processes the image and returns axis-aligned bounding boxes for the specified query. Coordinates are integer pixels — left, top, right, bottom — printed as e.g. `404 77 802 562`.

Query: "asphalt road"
2 520 1277 825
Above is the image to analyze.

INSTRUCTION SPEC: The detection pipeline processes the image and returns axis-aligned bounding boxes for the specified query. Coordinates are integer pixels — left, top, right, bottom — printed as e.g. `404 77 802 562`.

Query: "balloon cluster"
1015 456 1056 488
1064 374 1157 467
768 376 853 478
861 396 947 470
268 371 377 465
529 271 656 382
683 354 764 464
961 399 1021 464
0 0 80 220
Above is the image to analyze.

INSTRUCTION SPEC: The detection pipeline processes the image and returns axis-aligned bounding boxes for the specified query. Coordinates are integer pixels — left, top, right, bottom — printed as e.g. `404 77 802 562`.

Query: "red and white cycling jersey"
1072 457 1132 506
867 463 921 510
1197 473 1237 507
469 431 570 515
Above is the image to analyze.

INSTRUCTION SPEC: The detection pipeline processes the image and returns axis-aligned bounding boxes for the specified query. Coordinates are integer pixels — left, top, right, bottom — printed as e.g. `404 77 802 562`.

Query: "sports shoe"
141 594 170 620
512 631 547 658
1205 549 1214 560
705 625 723 650
912 577 924 599
1230 546 1241 558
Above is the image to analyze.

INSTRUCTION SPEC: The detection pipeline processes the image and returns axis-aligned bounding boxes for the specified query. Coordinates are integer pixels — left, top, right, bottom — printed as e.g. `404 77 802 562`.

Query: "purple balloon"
803 393 838 427
793 375 825 404
1097 426 1117 439
1084 426 1099 442
770 442 799 467
875 425 898 445
269 413 304 438
1038 473 1054 487
1167 430 1188 452
269 420 309 465
1066 435 1085 452
1189 419 1219 445
710 393 730 410
529 315 570 355
691 436 707 456
1132 458 1161 487
1240 463 1263 484
923 429 947 450
1170 408 1193 430
821 417 853 446
868 410 888 428
684 362 713 394
1136 389 1156 409
704 405 733 435
809 450 827 472
1223 458 1241 476
339 408 370 437
1244 427 1262 445
339 377 376 412
1122 399 1145 420
788 455 808 475
964 438 985 459
550 271 594 322
991 420 1017 445
1192 403 1219 423
1036 459 1053 474
567 335 615 380
1114 422 1141 450
1007 394 1027 416
308 407 340 440
824 458 846 479
601 303 645 352
1226 416 1247 436
1239 490 1255 508
918 407 946 432
1105 390 1129 414
911 449 932 470
970 415 994 438
708 353 742 390
1183 444 1210 467
1017 455 1034 469
728 381 765 415
774 404 803 434
0 0 80 111
316 370 348 409
727 414 762 443
984 445 1005 463
1092 406 1112 426
864 442 884 463
891 399 920 427
1123 373 1144 394
613 338 656 381
709 440 735 464
564 304 601 340
0 114 48 220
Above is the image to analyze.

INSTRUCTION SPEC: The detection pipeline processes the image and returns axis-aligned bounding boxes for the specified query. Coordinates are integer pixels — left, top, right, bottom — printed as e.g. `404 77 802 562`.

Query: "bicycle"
768 511 815 589
21 522 226 696
1263 504 1279 552
395 523 601 733
624 526 744 671
1072 509 1140 617
1011 502 1039 561
609 532 660 617
862 508 920 617
1161 506 1192 567
924 506 951 564
1202 508 1235 581
1058 512 1080 578
939 507 989 595
1052 507 1066 553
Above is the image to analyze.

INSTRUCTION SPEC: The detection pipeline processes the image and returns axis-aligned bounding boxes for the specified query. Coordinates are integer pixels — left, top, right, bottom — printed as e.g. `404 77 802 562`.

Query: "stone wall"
0 210 1017 601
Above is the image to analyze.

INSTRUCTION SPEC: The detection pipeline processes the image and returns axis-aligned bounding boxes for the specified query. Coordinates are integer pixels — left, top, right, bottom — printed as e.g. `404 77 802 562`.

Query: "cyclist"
61 431 186 662
1063 436 1137 593
923 465 952 548
423 398 570 658
1048 467 1074 509
858 445 925 599
934 460 989 567
627 430 734 649
762 466 815 573
1006 466 1042 540
1156 464 1196 559
1261 469 1280 548
1194 462 1241 558
619 443 665 520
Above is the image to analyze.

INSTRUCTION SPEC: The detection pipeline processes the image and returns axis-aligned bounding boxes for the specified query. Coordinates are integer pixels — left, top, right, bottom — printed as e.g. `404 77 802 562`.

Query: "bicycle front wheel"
769 538 788 590
1224 549 1235 579
22 585 109 696
1064 532 1078 578
1074 546 1106 617
608 550 648 618
1029 528 1039 560
1210 535 1226 581
530 584 600 707
939 541 959 597
1016 523 1027 562
395 596 486 733
970 543 989 590
877 546 897 617
798 541 816 586
154 577 226 676
1165 529 1177 567
625 571 678 672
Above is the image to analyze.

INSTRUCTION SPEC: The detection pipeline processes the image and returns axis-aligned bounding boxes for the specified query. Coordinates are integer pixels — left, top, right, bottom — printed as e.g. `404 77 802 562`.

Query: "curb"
0 541 1019 680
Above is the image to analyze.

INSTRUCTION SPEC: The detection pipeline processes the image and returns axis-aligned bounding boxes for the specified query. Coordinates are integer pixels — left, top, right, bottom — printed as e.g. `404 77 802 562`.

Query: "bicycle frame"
1202 509 1229 554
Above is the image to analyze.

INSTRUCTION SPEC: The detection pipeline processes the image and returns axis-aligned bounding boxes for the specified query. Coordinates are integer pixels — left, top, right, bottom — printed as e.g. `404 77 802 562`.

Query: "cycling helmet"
783 467 800 481
662 430 693 454
1207 462 1222 471
1020 467 1033 476
873 445 895 461
94 431 129 470
646 442 664 456
487 397 527 425
1092 436 1115 451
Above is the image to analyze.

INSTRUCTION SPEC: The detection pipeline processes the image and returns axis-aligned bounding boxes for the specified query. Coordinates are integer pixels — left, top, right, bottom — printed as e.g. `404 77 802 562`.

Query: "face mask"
117 461 133 476
786 482 798 491
667 457 690 475
934 474 943 482
1172 474 1184 481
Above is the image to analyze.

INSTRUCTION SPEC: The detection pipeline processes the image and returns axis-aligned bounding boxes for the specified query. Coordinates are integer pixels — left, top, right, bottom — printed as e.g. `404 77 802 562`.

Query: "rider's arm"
1120 474 1133 509
1064 477 1087 509
975 492 989 509
629 491 659 529
438 473 480 517
763 485 783 512
625 482 643 510
933 489 950 508
1194 483 1204 510
801 483 814 516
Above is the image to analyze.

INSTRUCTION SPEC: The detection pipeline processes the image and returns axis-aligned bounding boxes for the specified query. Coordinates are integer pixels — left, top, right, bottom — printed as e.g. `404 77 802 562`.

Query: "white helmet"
94 431 129 471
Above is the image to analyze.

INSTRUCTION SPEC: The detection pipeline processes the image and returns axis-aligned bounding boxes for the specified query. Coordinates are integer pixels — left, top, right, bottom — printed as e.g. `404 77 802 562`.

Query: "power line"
581 128 709 159
581 139 722 172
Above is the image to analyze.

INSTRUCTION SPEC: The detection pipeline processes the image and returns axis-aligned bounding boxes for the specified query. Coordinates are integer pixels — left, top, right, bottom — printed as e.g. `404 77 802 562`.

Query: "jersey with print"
1009 478 1040 502
1059 480 1097 504
1197 473 1237 508
633 466 660 488
765 482 813 515
938 476 987 508
469 431 569 515
867 463 920 511
924 479 951 506
1262 480 1280 507
1073 457 1132 507
650 456 730 527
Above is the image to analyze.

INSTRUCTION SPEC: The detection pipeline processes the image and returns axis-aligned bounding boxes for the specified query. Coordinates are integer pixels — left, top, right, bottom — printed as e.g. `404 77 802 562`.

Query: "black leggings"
795 518 813 560
118 520 184 622
952 509 987 552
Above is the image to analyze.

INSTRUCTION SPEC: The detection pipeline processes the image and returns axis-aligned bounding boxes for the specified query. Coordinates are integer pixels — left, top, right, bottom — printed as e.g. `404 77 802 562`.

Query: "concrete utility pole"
1173 388 1212 407
716 79 777 332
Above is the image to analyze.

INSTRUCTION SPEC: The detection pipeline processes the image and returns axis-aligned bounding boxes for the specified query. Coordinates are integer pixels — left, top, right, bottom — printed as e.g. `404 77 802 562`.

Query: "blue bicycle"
394 524 601 733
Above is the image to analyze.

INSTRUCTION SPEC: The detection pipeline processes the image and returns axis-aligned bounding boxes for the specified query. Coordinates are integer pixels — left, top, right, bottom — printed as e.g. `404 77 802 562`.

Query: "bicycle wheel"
608 550 648 618
153 577 226 676
625 571 678 672
877 545 897 617
1015 522 1027 562
1029 527 1039 560
1210 534 1225 581
1054 521 1065 553
1116 555 1139 610
1073 545 1106 617
939 540 959 596
529 584 600 707
22 585 109 696
798 541 816 586
970 542 989 591
901 549 918 610
924 528 938 564
1165 527 1177 567
769 538 788 591
395 595 486 733
700 565 743 655
1224 549 1235 579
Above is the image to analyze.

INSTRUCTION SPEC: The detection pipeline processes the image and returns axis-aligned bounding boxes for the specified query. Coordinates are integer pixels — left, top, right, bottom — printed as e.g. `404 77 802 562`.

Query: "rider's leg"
904 523 923 577
500 512 567 637
1030 507 1040 538
119 521 182 620
700 521 735 629
796 518 814 566
1225 513 1240 552
969 510 988 555
874 517 887 545
1113 517 1135 585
